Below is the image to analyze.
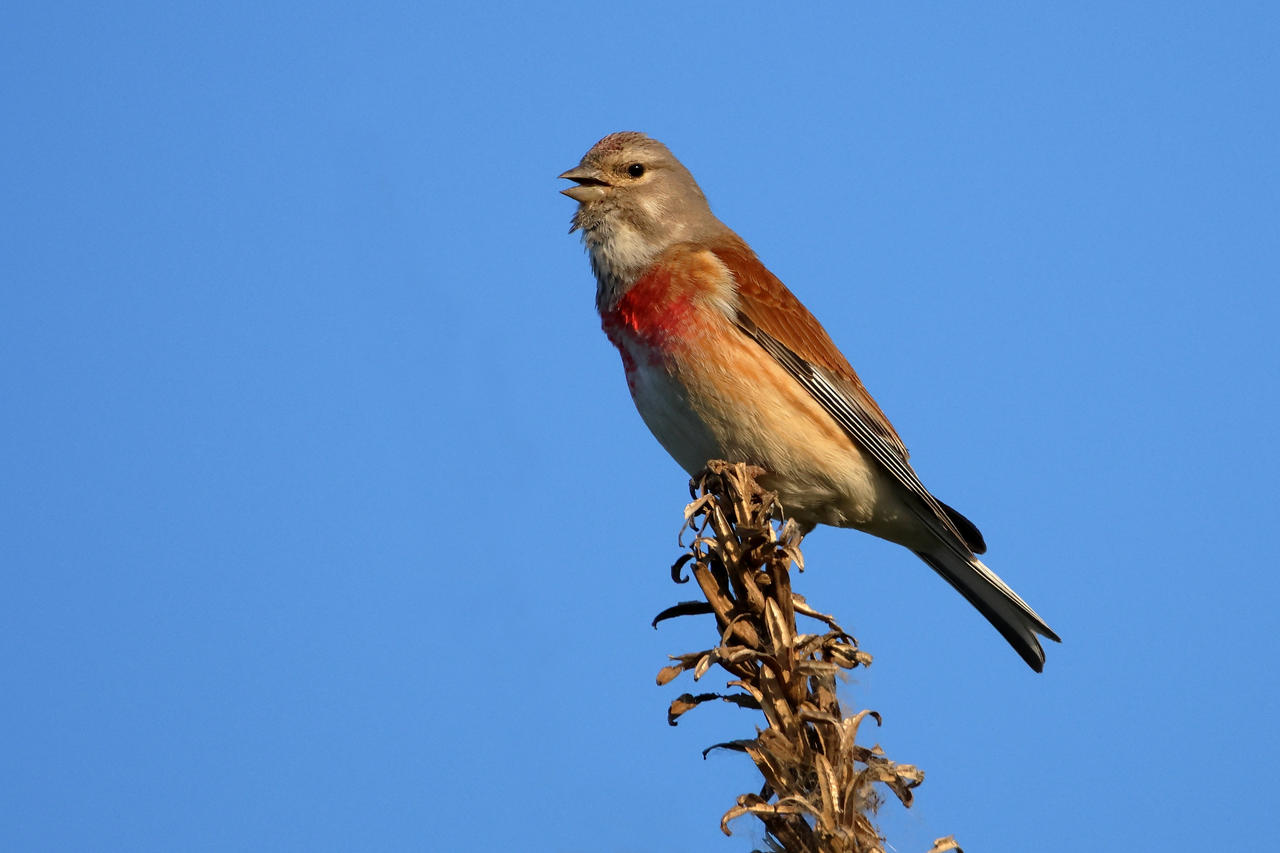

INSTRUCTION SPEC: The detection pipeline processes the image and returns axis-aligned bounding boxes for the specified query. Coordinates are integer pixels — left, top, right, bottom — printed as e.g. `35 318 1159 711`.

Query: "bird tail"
913 549 1061 672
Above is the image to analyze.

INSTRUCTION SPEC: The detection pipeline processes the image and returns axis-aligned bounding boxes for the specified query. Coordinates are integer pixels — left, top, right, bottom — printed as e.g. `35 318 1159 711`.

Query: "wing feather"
710 236 986 556
708 237 911 462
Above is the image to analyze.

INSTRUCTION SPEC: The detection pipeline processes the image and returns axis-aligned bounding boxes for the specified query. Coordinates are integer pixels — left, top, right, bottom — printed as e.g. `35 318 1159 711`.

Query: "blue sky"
3 3 1277 851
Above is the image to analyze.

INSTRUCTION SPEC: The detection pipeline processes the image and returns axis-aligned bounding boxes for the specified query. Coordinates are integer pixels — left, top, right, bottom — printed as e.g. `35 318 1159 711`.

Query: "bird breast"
601 277 889 532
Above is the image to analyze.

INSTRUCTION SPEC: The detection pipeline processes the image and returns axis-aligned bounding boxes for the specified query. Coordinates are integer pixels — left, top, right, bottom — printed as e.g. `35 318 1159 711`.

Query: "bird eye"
627 163 645 178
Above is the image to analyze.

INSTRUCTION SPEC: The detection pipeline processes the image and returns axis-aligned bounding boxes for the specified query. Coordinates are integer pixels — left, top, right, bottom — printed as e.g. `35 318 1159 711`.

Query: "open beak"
558 166 610 203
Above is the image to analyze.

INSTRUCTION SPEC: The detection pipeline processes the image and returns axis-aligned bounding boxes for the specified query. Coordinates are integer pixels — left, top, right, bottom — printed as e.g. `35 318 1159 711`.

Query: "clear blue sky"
3 3 1277 851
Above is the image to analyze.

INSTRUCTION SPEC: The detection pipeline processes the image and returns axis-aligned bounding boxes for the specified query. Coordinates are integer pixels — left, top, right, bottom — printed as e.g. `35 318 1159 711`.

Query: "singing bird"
560 132 1059 671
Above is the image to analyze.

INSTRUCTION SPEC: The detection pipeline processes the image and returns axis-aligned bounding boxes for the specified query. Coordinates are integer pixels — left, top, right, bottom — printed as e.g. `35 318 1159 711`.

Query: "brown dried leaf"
655 663 685 686
721 792 818 837
720 692 762 711
702 739 754 759
669 553 695 584
656 650 713 686
668 691 723 726
794 659 841 679
651 600 714 626
726 679 765 704
764 598 794 652
796 706 843 727
813 754 838 825
828 644 873 669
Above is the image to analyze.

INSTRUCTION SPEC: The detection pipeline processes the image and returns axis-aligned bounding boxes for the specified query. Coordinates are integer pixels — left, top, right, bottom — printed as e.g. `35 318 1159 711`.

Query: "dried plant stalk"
654 461 960 853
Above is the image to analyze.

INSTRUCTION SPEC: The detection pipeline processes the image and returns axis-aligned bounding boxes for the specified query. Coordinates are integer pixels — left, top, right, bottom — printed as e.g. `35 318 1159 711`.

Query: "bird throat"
583 220 661 312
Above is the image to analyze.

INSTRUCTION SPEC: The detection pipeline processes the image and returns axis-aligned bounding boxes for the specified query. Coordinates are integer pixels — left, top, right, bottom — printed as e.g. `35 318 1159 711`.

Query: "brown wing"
709 235 988 555
708 235 910 461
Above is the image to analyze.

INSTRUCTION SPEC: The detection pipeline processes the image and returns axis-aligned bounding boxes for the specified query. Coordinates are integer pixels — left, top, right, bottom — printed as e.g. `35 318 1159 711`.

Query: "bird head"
560 132 727 295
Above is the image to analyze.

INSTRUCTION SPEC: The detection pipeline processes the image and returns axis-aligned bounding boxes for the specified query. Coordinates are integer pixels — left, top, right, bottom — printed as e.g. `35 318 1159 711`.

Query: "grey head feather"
562 132 732 308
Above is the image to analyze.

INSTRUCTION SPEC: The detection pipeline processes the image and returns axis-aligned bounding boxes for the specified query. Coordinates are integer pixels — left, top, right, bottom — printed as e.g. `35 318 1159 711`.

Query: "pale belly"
620 340 925 544
626 356 726 477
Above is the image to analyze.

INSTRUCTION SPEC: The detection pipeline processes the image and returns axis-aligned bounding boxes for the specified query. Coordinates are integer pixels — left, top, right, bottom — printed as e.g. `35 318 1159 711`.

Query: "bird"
559 131 1060 671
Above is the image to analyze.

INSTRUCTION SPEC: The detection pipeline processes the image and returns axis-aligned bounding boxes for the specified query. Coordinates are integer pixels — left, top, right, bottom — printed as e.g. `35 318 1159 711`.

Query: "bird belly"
620 325 914 538
625 355 727 478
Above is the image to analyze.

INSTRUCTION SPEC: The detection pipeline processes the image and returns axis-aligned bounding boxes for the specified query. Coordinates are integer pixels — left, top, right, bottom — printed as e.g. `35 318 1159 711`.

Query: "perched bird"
560 131 1059 671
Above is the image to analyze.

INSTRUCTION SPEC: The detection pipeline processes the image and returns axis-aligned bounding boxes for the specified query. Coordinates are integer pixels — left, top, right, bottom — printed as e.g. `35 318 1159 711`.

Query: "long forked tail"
914 550 1061 672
